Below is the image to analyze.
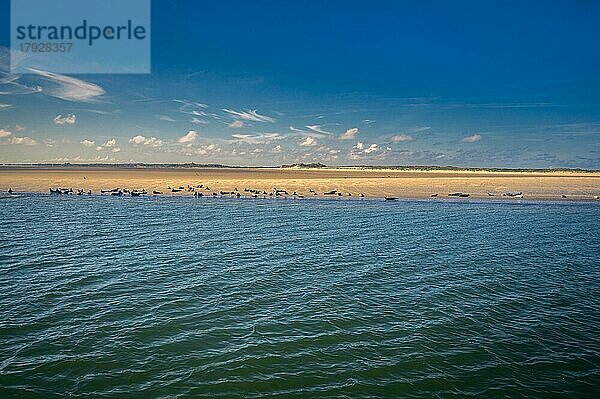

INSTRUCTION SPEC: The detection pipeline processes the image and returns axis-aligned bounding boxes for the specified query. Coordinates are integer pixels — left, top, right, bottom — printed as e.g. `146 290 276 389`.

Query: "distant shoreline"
1 163 599 174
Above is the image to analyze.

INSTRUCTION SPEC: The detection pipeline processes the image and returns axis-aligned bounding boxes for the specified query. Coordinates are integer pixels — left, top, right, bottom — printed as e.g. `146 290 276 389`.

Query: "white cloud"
186 143 221 156
47 155 119 163
391 134 413 142
80 139 95 147
228 120 244 128
53 114 76 125
289 125 330 138
410 126 431 133
174 99 208 111
462 134 482 143
156 114 175 122
350 142 379 158
9 136 37 145
0 103 11 110
289 125 308 133
0 49 43 97
230 133 281 144
0 128 12 137
129 135 163 147
15 124 25 131
339 127 359 140
28 68 105 102
178 130 199 144
364 143 379 154
44 138 70 148
82 109 119 116
306 125 332 135
191 117 209 124
96 138 119 152
271 145 282 153
223 109 275 123
175 100 215 123
129 135 147 145
299 136 317 146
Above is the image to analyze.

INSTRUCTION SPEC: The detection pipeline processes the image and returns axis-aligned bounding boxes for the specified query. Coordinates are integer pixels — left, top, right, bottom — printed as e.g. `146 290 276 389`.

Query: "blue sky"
1 0 599 167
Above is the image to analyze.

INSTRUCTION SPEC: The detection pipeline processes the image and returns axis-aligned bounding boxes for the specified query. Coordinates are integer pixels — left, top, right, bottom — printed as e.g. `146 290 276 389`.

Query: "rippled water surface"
1 195 599 398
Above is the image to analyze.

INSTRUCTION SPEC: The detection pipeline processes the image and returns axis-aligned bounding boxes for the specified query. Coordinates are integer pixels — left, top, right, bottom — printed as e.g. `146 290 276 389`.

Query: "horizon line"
1 162 599 173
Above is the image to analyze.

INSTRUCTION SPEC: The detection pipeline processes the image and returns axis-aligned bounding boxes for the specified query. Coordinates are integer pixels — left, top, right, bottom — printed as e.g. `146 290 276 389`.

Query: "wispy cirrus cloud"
28 68 105 102
85 108 120 115
0 47 42 97
289 125 330 138
391 134 413 142
410 126 431 133
306 125 332 135
462 134 482 143
289 125 308 134
230 133 281 144
223 109 275 123
228 120 244 128
191 110 209 118
191 117 209 124
0 69 43 96
156 114 176 122
174 100 221 125
174 99 208 110
0 81 41 96
442 102 557 110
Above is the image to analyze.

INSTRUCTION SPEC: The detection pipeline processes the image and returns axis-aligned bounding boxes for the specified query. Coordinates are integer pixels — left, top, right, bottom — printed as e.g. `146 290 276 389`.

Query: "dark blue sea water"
1 195 599 398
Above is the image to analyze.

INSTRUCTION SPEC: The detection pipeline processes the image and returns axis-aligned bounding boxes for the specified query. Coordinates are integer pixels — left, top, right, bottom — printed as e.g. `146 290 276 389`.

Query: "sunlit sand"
1 166 599 201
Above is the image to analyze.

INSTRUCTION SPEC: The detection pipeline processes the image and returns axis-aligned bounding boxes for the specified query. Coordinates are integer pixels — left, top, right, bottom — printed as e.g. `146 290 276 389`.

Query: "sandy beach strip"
1 166 600 201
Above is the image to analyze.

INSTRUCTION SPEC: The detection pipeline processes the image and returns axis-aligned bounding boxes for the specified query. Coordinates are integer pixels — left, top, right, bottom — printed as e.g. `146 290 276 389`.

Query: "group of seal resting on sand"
3 186 598 201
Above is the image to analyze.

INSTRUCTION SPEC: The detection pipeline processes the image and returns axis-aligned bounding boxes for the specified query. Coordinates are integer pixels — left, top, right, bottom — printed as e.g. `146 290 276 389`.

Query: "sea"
1 194 599 398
